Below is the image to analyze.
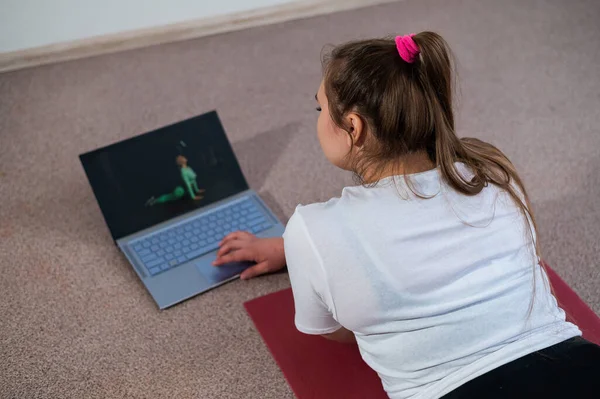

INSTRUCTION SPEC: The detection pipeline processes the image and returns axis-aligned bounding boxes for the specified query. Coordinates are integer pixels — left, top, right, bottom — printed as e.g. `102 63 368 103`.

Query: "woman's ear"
344 112 365 148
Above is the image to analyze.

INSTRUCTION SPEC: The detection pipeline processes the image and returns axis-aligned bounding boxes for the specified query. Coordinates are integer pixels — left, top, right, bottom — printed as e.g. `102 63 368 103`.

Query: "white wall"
0 0 298 53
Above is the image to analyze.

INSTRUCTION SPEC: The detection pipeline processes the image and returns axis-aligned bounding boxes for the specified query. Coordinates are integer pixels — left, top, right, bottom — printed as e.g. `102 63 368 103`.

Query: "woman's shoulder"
181 166 195 175
290 183 387 224
285 197 343 237
293 193 350 221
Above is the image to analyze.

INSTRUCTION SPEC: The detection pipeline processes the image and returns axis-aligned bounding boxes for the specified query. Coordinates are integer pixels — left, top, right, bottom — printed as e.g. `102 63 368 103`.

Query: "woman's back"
284 164 580 398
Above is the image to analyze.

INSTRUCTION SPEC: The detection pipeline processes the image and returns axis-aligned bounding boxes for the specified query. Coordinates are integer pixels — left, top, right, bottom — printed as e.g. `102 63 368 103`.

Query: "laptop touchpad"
195 259 253 285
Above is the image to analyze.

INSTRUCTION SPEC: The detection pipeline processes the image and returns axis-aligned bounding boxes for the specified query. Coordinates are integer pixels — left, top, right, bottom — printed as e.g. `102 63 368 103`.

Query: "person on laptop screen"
214 32 600 398
146 155 206 206
177 155 205 200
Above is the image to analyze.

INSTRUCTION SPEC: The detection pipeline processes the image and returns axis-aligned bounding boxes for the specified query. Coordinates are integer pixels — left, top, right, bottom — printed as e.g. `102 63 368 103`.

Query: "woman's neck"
360 152 436 183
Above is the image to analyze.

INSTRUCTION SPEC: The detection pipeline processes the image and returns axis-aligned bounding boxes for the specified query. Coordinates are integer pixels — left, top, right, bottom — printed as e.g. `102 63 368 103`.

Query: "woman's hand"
213 232 286 280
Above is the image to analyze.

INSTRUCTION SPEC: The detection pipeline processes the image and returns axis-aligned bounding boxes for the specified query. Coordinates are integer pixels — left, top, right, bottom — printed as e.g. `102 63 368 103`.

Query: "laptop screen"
80 111 249 240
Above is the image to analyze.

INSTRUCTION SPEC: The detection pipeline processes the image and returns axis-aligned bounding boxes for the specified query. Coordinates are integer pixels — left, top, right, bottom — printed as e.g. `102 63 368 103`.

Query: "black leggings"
443 337 600 398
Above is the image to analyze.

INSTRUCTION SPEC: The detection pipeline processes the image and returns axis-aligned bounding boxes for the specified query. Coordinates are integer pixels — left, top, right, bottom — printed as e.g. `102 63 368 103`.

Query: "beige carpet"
1 0 599 397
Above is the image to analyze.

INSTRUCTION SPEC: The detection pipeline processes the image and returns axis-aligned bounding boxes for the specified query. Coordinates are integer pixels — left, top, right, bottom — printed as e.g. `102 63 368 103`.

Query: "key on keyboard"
130 198 273 277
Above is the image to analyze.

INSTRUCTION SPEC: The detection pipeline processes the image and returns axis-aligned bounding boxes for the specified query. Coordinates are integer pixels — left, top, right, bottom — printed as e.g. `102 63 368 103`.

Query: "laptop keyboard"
130 198 273 277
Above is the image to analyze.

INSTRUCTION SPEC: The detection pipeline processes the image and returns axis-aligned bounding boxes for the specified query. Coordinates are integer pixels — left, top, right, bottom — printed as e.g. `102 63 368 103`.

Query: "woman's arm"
182 176 196 199
215 229 353 343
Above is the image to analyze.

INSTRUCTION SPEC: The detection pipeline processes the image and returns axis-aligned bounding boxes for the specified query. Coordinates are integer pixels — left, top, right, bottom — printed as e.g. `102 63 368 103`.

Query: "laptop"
80 111 285 309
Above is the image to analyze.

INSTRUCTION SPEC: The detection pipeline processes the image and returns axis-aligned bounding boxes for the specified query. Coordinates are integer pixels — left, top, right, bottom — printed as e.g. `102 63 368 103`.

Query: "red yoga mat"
245 265 600 399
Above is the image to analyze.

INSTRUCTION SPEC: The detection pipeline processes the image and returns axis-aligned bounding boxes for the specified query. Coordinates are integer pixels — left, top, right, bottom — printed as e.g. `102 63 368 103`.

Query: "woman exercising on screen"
176 155 205 200
145 155 205 206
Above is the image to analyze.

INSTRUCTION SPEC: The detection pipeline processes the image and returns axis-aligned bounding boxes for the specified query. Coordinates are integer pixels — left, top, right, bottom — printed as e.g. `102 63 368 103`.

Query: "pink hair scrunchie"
395 34 420 63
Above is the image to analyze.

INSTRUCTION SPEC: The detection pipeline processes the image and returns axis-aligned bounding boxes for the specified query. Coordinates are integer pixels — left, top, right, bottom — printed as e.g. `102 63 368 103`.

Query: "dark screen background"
80 112 248 240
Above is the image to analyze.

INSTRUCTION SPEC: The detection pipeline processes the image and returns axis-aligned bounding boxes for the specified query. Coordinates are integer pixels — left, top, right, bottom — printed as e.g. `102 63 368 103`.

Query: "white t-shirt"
282 164 581 399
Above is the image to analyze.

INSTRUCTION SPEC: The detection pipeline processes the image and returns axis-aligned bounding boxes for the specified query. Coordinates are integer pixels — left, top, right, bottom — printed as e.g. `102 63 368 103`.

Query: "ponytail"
415 32 540 258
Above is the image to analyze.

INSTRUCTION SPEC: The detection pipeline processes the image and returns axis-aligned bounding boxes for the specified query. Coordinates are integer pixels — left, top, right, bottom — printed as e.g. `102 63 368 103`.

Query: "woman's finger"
239 262 270 280
220 231 252 246
216 241 245 257
212 248 253 266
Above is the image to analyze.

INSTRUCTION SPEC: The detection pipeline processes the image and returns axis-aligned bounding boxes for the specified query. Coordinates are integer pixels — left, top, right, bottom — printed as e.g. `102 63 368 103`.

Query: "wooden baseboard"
0 0 398 73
